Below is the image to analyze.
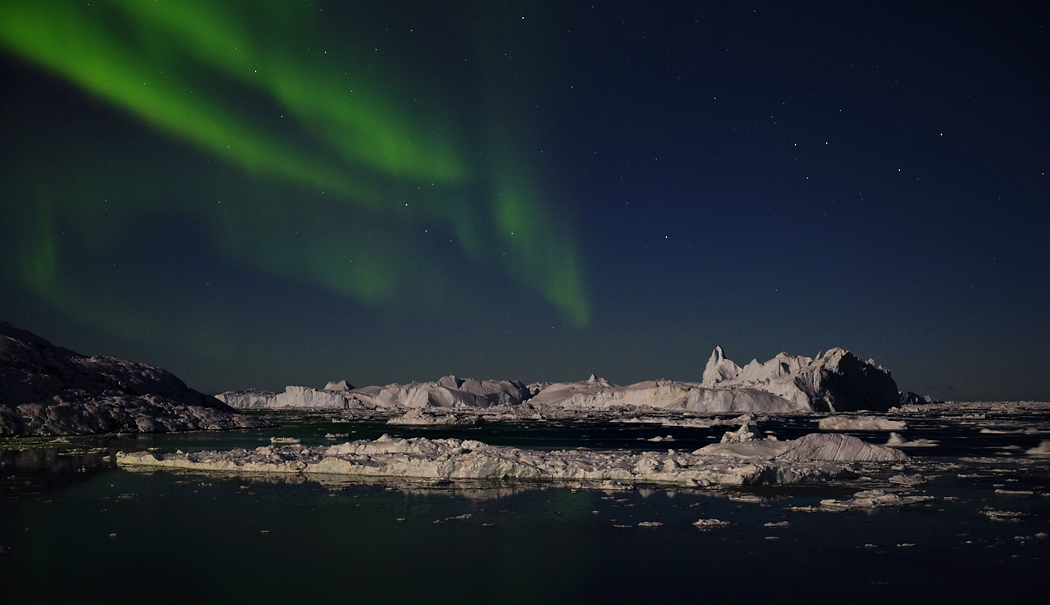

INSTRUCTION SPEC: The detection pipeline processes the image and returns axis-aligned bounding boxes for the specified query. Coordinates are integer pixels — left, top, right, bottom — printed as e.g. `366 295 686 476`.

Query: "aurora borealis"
1 0 587 327
1 1 1047 399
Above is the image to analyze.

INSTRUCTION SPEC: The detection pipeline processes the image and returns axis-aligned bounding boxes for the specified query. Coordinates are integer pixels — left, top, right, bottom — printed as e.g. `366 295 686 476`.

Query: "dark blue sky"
1 1 1047 400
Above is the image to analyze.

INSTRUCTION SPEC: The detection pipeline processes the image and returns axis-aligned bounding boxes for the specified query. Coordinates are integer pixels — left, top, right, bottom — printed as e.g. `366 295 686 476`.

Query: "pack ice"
117 430 906 487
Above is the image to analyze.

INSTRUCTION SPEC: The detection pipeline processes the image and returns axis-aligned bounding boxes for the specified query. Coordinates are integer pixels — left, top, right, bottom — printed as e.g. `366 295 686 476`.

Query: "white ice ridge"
116 432 906 487
217 375 530 410
817 416 907 431
386 408 483 425
700 346 901 412
525 346 901 413
217 346 905 414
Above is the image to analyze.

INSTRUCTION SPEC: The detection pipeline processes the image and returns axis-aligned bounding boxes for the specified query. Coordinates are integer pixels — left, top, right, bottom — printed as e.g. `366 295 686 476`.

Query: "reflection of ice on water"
4 405 1050 605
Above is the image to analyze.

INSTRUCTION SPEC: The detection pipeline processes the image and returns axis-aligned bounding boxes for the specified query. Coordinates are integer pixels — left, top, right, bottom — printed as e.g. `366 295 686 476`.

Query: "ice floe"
1026 441 1050 457
981 509 1024 522
692 519 732 529
817 416 907 431
696 432 907 462
117 431 908 487
816 489 934 511
386 408 483 426
884 433 939 448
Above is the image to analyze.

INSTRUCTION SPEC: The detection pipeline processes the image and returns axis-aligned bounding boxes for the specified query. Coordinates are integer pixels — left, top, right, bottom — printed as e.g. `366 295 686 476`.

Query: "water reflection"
0 443 113 497
2 410 1050 605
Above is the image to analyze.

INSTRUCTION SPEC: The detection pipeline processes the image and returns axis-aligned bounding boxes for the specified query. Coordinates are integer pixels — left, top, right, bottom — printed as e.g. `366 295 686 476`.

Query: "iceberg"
529 377 807 413
117 431 906 487
700 347 902 412
816 489 934 511
1025 441 1050 457
386 408 483 426
695 432 907 462
214 346 921 416
817 416 908 431
214 389 279 409
526 344 904 414
884 432 938 448
218 375 531 410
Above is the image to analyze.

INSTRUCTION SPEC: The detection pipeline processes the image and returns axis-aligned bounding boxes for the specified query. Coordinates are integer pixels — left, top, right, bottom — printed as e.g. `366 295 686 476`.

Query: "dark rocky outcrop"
0 321 269 436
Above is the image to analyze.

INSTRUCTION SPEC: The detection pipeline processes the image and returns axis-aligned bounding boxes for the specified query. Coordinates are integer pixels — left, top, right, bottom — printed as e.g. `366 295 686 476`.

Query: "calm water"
2 412 1048 604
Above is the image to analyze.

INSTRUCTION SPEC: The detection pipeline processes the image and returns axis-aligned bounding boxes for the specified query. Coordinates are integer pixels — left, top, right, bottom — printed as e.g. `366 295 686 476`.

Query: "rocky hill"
0 321 269 436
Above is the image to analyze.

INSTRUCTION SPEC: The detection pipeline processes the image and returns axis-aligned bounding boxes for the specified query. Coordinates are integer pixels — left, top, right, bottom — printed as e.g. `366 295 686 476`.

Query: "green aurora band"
0 0 590 350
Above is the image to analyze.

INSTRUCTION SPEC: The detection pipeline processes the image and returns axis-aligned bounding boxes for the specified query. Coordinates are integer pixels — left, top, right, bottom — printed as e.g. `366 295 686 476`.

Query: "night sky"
1 1 1047 400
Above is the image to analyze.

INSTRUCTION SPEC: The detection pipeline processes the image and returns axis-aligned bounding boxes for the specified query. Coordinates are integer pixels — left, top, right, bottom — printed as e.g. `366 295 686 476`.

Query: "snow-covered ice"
817 489 934 511
1026 441 1050 457
696 432 907 462
219 375 530 410
117 431 906 487
885 433 939 448
817 416 908 431
216 346 913 415
386 408 483 426
701 346 901 412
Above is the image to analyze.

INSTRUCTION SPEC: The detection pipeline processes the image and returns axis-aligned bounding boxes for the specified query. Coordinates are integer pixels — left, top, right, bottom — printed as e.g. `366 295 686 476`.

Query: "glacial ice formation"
216 346 906 415
494 345 902 413
692 519 732 529
528 376 808 413
817 416 908 431
0 321 269 436
811 489 934 512
884 433 938 448
387 408 483 426
1025 441 1050 457
218 375 531 410
612 413 759 428
213 389 279 409
117 431 906 487
700 347 901 412
697 432 907 462
324 380 354 391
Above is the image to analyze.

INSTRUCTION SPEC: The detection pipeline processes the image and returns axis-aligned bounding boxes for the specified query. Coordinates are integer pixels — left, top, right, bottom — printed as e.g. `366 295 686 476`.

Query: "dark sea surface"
2 410 1048 604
